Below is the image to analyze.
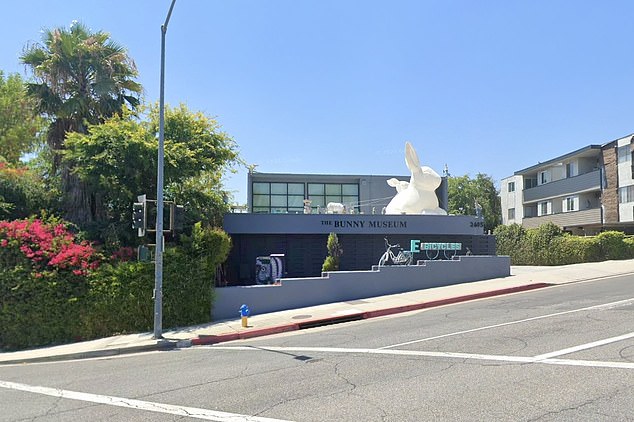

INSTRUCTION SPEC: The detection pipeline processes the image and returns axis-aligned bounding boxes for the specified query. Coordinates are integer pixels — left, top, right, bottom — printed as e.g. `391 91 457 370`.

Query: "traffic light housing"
172 204 185 232
132 202 146 236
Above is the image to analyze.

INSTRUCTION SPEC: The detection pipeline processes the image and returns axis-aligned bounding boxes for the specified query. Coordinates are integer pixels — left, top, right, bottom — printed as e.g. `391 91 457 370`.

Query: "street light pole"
154 0 177 340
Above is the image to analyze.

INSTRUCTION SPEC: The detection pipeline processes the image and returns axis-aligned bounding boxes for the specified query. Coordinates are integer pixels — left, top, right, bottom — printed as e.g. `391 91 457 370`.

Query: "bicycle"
378 238 413 266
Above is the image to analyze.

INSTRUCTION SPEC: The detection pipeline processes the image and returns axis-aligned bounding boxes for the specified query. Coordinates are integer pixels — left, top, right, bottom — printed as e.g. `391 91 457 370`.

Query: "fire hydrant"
239 304 250 328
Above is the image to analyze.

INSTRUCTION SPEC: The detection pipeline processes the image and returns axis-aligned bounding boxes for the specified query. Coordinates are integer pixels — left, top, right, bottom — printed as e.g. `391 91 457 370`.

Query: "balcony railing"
523 170 601 203
522 207 602 229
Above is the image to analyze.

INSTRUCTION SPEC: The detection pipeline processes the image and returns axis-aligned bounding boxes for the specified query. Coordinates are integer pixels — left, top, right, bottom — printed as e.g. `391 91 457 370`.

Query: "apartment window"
619 185 634 204
538 171 550 185
565 162 577 178
563 196 578 212
252 182 305 213
524 177 537 189
618 145 632 164
507 181 515 192
507 208 515 220
308 183 359 212
538 201 551 216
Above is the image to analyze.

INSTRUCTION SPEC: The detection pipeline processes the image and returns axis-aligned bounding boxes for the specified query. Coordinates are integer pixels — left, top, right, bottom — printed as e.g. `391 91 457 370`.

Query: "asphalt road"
1 274 634 421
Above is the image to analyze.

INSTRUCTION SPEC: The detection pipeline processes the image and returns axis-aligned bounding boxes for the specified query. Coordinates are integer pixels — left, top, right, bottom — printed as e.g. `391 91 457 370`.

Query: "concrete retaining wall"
213 255 510 321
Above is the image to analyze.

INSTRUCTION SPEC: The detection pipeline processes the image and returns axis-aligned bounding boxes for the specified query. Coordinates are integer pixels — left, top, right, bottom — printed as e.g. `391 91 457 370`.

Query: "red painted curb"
362 282 552 318
191 324 300 345
192 282 553 346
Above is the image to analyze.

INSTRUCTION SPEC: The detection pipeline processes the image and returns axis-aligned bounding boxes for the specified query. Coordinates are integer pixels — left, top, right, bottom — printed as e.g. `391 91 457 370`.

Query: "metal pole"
154 0 177 340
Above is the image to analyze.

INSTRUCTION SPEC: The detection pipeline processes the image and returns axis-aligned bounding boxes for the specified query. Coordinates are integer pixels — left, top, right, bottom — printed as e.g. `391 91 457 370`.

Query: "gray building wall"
213 255 510 320
221 214 493 284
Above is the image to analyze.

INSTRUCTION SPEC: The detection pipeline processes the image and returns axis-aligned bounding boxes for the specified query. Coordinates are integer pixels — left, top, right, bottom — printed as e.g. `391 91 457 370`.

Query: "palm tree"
21 21 142 225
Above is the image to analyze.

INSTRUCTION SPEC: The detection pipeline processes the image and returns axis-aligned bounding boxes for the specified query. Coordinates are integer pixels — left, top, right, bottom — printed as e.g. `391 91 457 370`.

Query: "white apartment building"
500 134 634 235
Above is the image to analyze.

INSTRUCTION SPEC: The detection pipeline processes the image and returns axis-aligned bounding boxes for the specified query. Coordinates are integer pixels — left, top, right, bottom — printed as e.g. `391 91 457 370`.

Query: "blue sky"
2 1 633 204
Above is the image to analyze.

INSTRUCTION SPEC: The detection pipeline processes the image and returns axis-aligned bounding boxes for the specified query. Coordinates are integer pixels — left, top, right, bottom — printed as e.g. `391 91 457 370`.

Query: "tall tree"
63 104 239 245
21 22 142 226
447 173 501 233
0 71 44 163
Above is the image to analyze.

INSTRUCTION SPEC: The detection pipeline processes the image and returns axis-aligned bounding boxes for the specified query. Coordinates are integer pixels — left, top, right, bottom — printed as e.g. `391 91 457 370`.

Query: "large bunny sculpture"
385 142 447 215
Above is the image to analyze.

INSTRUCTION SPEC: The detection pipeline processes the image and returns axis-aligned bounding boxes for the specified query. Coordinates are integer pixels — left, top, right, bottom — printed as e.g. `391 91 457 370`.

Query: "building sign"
322 220 408 229
223 213 485 236
409 239 463 260
409 240 462 253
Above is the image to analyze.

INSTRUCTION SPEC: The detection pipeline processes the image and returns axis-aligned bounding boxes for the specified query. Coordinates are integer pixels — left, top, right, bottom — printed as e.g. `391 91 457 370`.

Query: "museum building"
219 171 497 286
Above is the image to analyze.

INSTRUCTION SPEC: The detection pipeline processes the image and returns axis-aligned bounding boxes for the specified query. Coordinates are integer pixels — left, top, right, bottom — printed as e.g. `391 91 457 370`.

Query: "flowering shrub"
0 218 101 277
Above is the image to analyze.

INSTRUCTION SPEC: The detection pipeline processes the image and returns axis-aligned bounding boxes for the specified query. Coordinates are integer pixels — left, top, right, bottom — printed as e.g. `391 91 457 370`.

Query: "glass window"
271 183 287 194
508 181 515 192
309 196 325 207
508 208 515 220
253 182 270 194
342 184 359 195
325 184 342 195
271 195 287 207
619 185 634 203
618 145 631 164
288 183 304 195
253 194 270 206
563 196 578 212
565 162 577 178
326 195 341 204
308 184 324 195
288 196 305 207
342 196 358 207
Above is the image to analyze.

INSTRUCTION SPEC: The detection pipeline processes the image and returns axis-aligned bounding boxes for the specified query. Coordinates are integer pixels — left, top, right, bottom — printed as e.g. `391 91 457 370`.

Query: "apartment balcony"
523 170 601 203
522 207 602 229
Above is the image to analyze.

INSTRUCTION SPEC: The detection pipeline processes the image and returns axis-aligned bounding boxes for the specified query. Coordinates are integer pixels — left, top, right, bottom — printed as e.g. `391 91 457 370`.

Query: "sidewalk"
2 259 634 365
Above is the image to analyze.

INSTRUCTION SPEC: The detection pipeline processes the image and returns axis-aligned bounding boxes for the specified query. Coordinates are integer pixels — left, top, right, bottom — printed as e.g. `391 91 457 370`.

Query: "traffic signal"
132 202 146 233
172 204 185 232
137 245 151 262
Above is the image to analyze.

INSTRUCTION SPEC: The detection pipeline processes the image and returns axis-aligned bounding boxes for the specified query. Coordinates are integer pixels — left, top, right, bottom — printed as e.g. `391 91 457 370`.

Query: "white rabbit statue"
385 142 447 215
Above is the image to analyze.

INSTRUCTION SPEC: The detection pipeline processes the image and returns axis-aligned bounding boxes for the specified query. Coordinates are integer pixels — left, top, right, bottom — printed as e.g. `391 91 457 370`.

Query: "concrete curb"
0 339 178 365
191 282 553 346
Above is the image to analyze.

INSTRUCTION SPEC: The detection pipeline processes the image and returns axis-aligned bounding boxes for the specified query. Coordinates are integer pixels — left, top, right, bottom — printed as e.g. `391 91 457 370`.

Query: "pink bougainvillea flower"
0 218 101 277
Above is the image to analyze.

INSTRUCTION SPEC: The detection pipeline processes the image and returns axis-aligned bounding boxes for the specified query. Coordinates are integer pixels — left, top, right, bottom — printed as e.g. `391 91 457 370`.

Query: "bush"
0 268 88 350
0 217 100 350
83 225 232 338
624 237 634 257
322 232 342 272
596 231 628 260
494 222 632 266
81 261 154 339
556 235 602 265
0 217 233 350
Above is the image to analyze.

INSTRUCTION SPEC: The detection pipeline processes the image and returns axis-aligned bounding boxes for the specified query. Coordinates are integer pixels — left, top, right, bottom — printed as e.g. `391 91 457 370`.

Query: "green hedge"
0 268 88 350
494 223 634 266
1 222 232 351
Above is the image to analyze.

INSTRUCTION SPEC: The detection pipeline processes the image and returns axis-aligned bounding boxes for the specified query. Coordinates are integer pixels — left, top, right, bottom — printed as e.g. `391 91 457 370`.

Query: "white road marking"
205 345 634 370
534 331 634 360
380 297 634 349
0 380 293 422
